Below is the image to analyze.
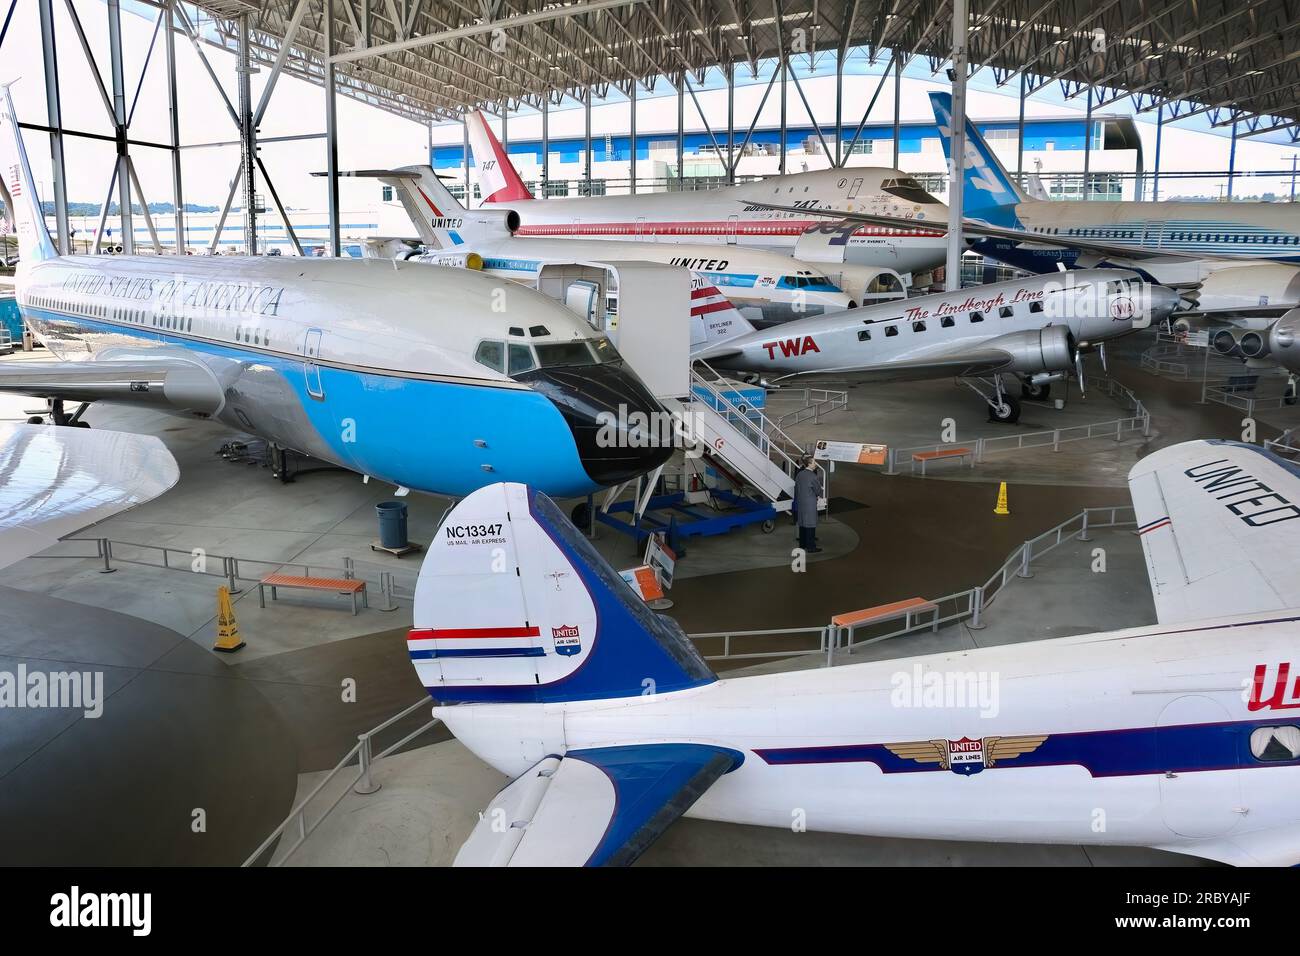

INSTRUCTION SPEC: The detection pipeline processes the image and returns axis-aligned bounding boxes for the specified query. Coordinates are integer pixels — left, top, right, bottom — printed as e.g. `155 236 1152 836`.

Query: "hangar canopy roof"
179 1 1300 139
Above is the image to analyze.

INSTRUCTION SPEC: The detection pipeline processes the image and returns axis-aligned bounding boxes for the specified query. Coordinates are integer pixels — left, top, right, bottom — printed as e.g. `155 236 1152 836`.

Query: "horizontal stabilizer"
0 423 178 570
454 743 740 866
688 279 756 355
1128 440 1300 624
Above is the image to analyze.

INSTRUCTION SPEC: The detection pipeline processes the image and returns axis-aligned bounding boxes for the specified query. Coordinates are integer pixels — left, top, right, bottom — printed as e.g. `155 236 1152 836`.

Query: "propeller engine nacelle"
1268 309 1300 374
987 325 1075 375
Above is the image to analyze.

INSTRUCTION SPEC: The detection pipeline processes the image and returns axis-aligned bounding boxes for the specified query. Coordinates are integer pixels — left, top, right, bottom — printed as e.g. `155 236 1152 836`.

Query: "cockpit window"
588 336 618 363
528 325 551 337
880 176 942 204
474 340 505 373
535 341 599 368
508 343 536 375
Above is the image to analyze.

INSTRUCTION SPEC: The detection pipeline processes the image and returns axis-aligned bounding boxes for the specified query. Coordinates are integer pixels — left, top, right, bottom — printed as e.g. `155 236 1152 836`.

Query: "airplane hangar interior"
0 0 1298 905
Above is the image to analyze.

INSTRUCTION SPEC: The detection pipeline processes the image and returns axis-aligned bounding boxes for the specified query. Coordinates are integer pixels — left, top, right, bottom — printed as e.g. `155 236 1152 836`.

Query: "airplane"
0 86 670 501
763 92 1300 322
461 109 949 287
697 269 1179 422
408 438 1300 867
1207 307 1300 403
352 164 861 325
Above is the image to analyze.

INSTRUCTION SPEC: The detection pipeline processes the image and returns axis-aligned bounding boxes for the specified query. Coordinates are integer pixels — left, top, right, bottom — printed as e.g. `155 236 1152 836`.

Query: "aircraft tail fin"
688 280 757 355
330 167 467 249
0 85 59 263
465 110 535 203
409 483 716 704
928 91 1030 225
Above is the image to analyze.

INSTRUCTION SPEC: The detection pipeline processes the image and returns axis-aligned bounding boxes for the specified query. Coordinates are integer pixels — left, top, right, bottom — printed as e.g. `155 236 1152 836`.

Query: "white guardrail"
240 503 1136 865
882 378 1150 476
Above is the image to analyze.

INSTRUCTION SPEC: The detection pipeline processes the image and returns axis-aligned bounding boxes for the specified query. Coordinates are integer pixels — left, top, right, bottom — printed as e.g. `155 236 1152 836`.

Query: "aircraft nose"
515 362 673 487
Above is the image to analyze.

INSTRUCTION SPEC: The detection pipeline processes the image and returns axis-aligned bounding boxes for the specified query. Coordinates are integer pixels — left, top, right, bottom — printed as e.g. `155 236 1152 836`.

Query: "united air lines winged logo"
884 735 1049 776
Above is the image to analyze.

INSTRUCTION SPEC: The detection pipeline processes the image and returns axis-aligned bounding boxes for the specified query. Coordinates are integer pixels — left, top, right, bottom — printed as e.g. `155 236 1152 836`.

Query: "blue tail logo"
929 92 1027 226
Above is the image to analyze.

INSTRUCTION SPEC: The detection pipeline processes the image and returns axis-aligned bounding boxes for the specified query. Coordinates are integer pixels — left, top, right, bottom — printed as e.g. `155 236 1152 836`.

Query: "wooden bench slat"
832 597 937 627
912 447 973 461
261 573 365 592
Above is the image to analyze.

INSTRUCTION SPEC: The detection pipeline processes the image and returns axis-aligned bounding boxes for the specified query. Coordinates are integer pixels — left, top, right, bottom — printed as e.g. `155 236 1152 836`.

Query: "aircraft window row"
235 326 272 346
941 316 955 328
153 313 194 333
970 311 984 323
1250 725 1300 761
783 275 818 288
999 306 1014 318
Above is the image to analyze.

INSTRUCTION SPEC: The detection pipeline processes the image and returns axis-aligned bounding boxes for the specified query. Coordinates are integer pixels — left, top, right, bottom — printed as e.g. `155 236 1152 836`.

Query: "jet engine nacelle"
985 325 1074 375
1190 264 1300 317
461 208 521 236
1211 328 1244 357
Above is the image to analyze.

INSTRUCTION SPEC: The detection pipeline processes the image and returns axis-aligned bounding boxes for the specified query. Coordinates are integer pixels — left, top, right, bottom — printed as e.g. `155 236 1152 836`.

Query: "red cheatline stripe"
691 300 733 317
416 186 443 216
513 221 944 238
691 286 720 299
1138 519 1171 535
408 625 540 641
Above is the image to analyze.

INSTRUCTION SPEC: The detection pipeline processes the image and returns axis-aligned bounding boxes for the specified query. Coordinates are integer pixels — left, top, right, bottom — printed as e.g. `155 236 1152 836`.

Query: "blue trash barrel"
375 501 409 549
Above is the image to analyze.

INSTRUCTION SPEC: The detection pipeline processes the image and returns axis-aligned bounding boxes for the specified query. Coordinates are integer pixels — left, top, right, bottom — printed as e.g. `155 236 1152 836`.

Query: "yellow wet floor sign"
213 585 246 653
994 482 1010 516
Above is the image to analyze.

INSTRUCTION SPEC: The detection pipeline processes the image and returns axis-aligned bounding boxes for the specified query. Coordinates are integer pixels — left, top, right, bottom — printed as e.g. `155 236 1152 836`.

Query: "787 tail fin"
928 91 1029 225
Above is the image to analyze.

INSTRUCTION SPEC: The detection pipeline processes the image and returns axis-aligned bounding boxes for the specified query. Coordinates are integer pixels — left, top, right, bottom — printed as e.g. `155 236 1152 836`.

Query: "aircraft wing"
454 743 738 866
1127 439 1300 625
0 422 178 570
0 355 226 413
746 201 1279 265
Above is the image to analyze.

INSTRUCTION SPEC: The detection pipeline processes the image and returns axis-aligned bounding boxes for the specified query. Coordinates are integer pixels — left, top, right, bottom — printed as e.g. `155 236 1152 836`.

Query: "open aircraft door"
302 328 325 400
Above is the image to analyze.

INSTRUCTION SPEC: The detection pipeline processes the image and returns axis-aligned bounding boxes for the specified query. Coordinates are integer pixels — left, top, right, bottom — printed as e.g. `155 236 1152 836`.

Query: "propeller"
1098 342 1109 374
1074 349 1086 397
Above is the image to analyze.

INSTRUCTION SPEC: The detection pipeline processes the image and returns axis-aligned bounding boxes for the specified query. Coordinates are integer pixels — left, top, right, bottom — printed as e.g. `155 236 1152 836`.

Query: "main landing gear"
1286 375 1298 407
961 375 1022 424
1020 378 1051 401
27 399 91 427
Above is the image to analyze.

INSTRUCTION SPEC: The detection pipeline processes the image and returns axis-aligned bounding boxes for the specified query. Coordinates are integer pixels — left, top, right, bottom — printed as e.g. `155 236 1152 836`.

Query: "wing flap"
454 743 740 867
1128 440 1300 624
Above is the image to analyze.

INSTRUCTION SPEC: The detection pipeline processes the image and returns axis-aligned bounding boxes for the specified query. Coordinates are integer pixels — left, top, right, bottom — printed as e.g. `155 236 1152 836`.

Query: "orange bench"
258 573 368 615
911 447 974 475
831 597 940 652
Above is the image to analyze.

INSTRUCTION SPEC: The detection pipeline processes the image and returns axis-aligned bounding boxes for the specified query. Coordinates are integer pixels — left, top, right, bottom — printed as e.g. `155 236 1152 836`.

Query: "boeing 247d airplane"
463 109 948 290
407 438 1300 866
0 87 669 499
698 269 1178 422
356 164 859 325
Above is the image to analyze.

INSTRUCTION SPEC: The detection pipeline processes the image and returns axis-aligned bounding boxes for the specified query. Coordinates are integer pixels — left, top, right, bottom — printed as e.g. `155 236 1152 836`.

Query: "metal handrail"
768 386 850 427
242 697 439 867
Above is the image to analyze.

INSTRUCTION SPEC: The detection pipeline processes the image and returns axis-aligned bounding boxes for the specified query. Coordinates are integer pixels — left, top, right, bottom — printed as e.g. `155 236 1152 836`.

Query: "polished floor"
0 332 1286 865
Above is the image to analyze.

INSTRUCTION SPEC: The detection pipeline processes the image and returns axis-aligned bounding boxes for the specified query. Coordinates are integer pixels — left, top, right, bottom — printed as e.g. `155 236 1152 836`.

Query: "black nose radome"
515 362 673 487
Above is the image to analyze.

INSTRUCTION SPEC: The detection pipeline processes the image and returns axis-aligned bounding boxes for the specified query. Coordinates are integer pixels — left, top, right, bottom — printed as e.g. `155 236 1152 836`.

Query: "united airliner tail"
466 110 535 203
0 84 59 263
409 482 716 704
689 279 757 354
928 91 1030 226
332 167 468 249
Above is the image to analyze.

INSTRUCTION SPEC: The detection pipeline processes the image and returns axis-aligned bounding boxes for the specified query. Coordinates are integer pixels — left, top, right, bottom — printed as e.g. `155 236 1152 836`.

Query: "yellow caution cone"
213 585 246 653
993 481 1011 516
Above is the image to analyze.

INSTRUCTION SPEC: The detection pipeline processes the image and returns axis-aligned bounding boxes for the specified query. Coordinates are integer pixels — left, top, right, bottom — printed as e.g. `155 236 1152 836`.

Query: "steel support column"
676 83 684 187
834 51 843 167
628 83 636 194
945 0 968 292
323 0 340 256
1227 118 1238 200
585 89 593 194
727 64 735 184
38 0 69 254
1016 72 1026 187
165 0 184 253
237 12 256 254
1082 87 1093 201
462 116 470 203
108 0 133 254
1153 104 1163 202
542 95 550 195
892 55 901 168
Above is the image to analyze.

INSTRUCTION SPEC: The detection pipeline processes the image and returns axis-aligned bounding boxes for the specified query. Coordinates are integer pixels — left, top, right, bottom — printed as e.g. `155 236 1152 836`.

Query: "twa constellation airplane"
698 269 1178 422
0 87 669 499
407 439 1300 866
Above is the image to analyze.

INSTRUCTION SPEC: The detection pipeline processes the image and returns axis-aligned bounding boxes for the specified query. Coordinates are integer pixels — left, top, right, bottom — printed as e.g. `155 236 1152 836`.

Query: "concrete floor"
0 330 1264 865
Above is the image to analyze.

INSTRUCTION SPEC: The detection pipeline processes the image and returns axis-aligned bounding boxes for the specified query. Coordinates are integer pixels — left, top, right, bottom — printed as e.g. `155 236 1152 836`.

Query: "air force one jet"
355 165 859 325
698 269 1178 422
0 88 669 499
463 109 948 283
410 439 1300 867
